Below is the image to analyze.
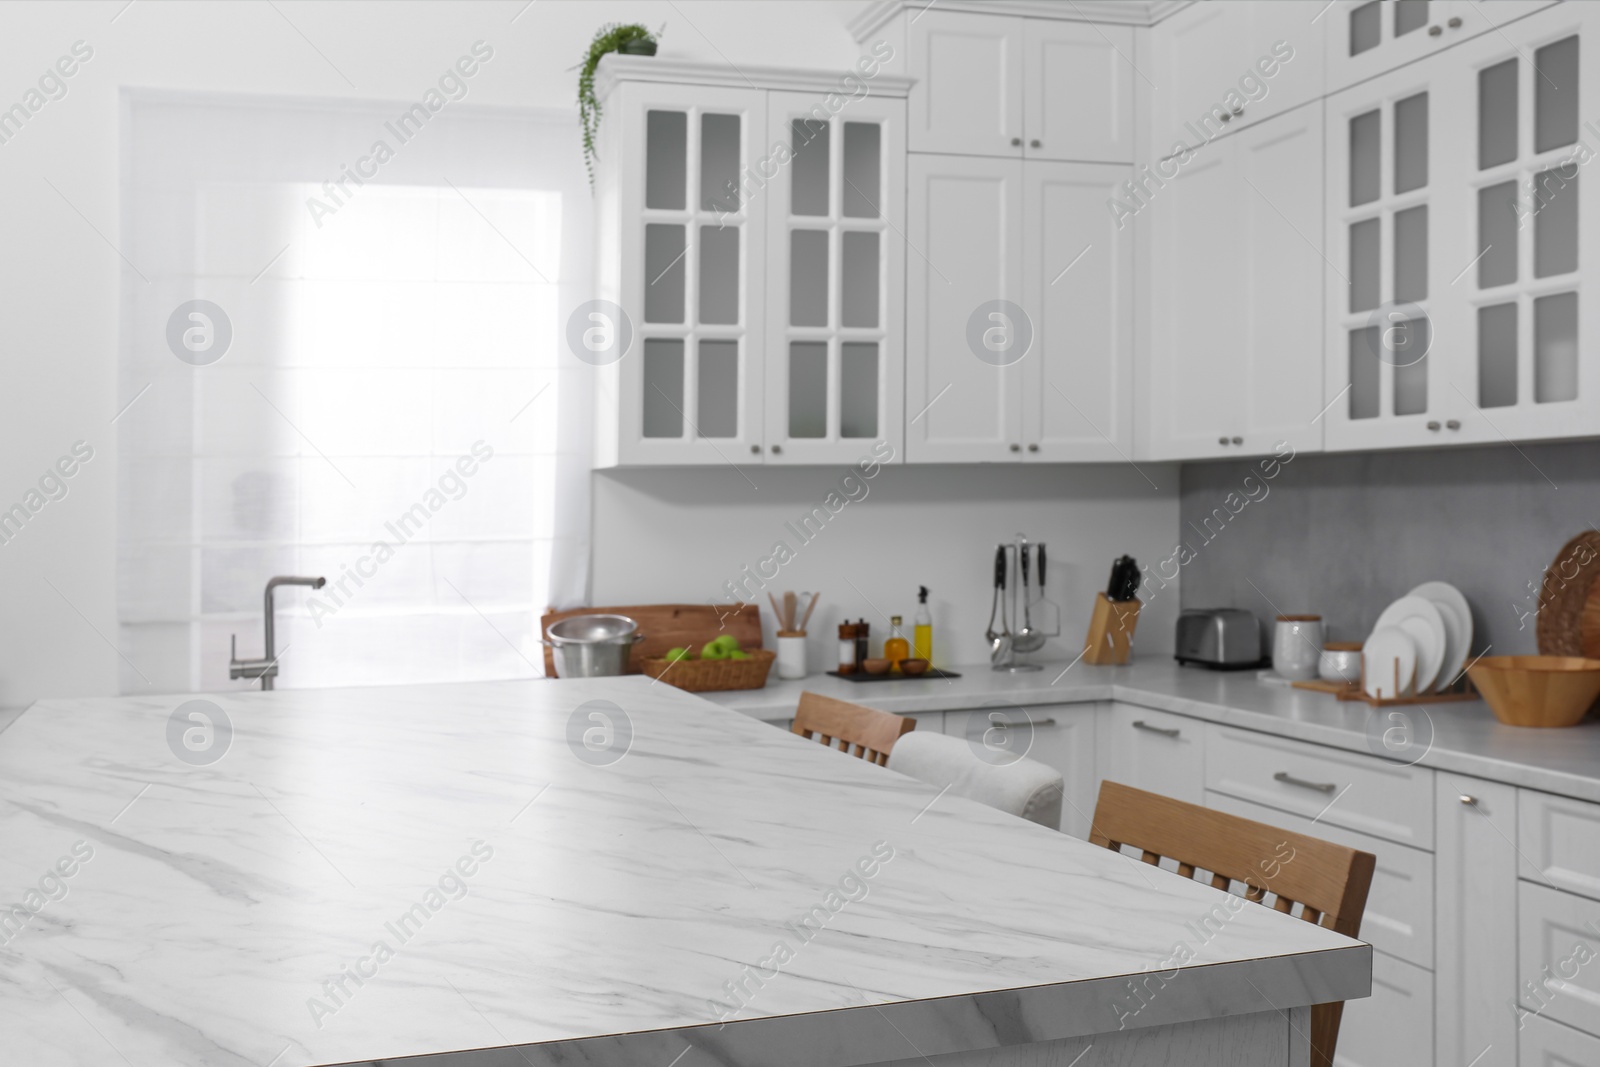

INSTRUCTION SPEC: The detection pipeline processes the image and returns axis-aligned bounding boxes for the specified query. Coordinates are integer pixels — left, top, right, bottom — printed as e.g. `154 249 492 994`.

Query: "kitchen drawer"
1519 881 1600 1040
1520 789 1600 902
1522 1012 1600 1067
1207 790 1433 971
942 704 1095 837
1206 726 1434 850
1334 949 1433 1067
1097 703 1204 806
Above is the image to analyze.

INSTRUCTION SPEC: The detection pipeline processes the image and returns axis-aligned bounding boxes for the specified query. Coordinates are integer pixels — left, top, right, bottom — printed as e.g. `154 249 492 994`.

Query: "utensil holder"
777 631 807 680
1083 593 1140 666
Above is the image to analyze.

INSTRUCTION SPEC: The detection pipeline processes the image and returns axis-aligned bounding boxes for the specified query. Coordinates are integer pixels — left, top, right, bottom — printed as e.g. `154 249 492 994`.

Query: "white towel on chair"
888 731 1063 830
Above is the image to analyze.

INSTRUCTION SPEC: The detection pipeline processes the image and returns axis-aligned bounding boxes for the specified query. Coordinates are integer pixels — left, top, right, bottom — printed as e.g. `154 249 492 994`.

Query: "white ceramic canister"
1272 615 1324 681
778 631 808 681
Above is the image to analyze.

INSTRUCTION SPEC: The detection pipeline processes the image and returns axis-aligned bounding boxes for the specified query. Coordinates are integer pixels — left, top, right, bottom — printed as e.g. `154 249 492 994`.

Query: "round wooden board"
1537 531 1600 656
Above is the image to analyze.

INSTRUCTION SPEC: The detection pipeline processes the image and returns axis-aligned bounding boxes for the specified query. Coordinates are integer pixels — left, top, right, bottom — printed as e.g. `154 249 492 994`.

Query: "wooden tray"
539 603 761 677
825 669 963 683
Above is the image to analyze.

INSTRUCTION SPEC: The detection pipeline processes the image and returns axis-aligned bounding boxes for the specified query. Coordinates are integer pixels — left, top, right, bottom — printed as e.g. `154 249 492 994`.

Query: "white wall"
593 463 1181 670
0 0 871 705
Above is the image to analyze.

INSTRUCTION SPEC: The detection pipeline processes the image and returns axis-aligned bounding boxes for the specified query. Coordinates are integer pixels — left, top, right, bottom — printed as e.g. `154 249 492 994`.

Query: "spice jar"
837 623 858 674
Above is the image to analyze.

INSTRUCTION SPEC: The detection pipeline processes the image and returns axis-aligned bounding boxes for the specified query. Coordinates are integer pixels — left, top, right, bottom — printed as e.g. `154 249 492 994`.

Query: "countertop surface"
701 658 1600 802
0 676 1365 1067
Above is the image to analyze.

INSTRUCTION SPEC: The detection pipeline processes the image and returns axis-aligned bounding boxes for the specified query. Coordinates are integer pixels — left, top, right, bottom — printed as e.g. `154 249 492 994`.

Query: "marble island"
0 677 1366 1066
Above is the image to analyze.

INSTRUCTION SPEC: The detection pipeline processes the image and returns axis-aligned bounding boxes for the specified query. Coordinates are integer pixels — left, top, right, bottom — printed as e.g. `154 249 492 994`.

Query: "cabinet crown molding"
594 54 916 100
849 0 1190 39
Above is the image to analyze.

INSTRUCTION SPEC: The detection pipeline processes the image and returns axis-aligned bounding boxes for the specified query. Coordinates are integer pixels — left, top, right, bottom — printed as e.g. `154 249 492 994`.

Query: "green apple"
664 647 692 662
728 649 751 660
711 634 741 653
700 641 730 660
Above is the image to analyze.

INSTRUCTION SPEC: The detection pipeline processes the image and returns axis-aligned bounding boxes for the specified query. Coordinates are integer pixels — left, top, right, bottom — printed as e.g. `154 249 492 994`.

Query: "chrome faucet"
230 575 326 690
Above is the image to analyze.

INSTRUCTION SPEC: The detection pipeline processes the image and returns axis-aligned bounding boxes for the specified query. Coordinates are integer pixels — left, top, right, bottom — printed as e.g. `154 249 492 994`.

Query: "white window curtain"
118 93 592 693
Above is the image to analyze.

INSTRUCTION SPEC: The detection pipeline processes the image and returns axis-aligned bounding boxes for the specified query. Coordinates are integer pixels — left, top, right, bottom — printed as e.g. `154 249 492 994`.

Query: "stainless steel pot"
543 614 644 678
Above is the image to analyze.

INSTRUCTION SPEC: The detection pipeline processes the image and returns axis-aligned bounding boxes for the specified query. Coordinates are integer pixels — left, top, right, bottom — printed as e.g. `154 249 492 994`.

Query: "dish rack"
1290 669 1479 706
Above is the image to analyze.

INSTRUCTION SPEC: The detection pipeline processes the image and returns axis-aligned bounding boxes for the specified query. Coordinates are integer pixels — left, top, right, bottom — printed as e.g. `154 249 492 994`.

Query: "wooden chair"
1089 781 1376 1067
790 692 915 766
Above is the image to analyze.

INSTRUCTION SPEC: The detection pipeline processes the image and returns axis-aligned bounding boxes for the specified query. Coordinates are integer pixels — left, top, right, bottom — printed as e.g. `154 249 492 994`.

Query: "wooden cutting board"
1537 531 1600 657
539 603 763 677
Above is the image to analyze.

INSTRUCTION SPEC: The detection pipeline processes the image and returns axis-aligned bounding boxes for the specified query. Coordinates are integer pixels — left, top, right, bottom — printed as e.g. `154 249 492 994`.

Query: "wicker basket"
640 649 776 692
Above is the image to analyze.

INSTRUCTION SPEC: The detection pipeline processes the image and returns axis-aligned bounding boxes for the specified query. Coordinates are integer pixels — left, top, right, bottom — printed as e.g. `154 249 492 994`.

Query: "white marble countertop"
0 677 1366 1066
701 658 1600 802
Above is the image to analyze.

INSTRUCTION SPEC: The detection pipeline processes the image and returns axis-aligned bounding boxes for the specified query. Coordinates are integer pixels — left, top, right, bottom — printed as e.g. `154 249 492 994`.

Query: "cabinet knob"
1219 112 1232 124
1446 419 1461 430
1231 106 1244 117
1030 139 1041 148
1460 794 1479 806
1009 443 1021 453
771 444 783 454
1218 436 1230 445
1231 436 1243 445
1426 420 1441 431
1448 16 1463 28
1429 24 1443 36
1011 137 1022 147
1027 443 1039 452
750 444 760 454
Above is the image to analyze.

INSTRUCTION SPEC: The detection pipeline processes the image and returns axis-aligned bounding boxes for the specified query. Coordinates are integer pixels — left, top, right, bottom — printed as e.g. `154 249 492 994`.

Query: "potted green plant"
579 23 662 191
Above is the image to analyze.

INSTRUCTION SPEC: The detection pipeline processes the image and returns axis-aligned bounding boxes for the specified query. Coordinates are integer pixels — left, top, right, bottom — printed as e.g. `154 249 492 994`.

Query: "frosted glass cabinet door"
1323 59 1465 452
1443 3 1600 445
763 92 905 464
1325 1 1558 95
906 153 1025 463
612 82 767 466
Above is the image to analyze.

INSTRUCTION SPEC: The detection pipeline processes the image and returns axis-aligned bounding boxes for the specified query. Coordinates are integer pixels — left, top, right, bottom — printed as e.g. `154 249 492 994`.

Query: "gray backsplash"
1174 440 1600 657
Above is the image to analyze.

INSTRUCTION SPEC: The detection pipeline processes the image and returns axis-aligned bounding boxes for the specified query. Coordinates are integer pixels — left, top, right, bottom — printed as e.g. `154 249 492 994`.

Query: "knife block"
1083 593 1140 666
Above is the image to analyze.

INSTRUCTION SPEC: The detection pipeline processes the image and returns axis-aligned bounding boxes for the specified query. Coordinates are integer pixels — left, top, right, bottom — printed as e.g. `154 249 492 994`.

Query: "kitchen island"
0 676 1366 1066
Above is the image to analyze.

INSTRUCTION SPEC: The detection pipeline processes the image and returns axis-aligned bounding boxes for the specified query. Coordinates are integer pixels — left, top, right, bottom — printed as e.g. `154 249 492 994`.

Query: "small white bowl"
1319 644 1363 684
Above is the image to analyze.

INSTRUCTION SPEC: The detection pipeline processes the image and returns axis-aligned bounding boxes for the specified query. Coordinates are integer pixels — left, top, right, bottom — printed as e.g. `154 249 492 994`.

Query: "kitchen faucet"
230 575 326 690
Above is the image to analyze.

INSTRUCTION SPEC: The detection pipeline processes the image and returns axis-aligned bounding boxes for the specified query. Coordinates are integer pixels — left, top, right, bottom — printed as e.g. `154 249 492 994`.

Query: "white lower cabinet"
940 704 1096 837
1435 775 1518 1067
1519 880 1600 1041
1521 1013 1600 1067
1206 790 1434 971
1096 703 1204 806
1335 949 1435 1067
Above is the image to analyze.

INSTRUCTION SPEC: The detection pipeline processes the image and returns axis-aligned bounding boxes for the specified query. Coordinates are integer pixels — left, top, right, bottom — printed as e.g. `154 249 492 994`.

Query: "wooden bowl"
862 658 891 675
899 659 930 676
1467 655 1600 728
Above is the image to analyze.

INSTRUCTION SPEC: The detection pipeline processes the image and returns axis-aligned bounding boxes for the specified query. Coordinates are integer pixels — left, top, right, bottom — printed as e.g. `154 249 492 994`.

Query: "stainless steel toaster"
1175 608 1262 669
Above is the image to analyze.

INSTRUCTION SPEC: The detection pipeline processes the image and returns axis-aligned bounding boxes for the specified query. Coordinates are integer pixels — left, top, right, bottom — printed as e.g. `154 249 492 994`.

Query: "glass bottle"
885 616 909 670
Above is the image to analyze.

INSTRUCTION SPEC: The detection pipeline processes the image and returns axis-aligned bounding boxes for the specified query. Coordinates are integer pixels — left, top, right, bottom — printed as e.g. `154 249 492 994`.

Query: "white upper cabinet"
1146 103 1326 461
1022 162 1135 461
1147 0 1325 149
906 11 1024 157
1023 20 1136 163
762 91 906 465
1441 4 1600 445
1327 1 1557 95
905 10 1133 162
590 59 911 468
906 153 1024 463
595 81 769 467
1324 2 1600 452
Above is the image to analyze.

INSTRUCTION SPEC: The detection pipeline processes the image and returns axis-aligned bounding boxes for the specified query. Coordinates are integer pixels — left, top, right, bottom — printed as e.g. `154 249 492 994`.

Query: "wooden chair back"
539 603 762 677
791 692 915 766
1089 780 1376 1067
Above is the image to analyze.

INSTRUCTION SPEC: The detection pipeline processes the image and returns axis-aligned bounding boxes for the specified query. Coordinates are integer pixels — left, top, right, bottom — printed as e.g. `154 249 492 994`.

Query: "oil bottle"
913 586 933 663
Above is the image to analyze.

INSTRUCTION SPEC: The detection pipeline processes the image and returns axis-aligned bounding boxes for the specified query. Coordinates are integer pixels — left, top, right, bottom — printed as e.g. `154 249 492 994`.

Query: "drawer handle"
1274 771 1337 794
1460 794 1478 806
994 717 1057 728
1132 720 1181 738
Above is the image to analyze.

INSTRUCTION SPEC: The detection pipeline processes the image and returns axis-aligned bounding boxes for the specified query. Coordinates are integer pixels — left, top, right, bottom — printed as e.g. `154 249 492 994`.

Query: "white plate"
1364 626 1418 699
1409 581 1472 691
1374 595 1446 695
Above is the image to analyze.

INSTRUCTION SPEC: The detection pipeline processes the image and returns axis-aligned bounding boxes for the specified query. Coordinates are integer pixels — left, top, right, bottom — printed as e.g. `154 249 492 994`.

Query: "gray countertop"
701 658 1600 803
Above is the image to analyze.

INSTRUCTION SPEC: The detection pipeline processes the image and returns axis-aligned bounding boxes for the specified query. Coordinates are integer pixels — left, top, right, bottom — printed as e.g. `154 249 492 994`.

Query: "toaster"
1175 608 1262 669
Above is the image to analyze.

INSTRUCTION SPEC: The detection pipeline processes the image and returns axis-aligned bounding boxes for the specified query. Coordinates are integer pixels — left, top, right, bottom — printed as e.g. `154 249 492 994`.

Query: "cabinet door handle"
1426 420 1441 431
1218 436 1230 445
771 444 783 454
1428 24 1443 36
1231 436 1243 445
1010 443 1021 452
1027 443 1039 453
1459 794 1479 806
750 444 760 455
1446 419 1461 430
1011 137 1023 147
1231 106 1244 117
1030 139 1042 148
1219 112 1232 124
1448 16 1463 28
1132 720 1181 738
1274 771 1337 794
993 717 1057 728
